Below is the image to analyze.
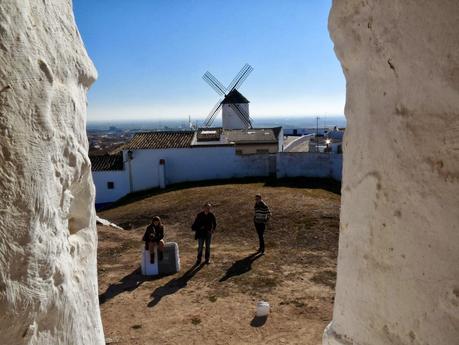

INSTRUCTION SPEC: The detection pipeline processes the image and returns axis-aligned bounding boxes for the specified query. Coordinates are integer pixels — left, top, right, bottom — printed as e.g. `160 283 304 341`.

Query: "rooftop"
123 131 195 150
90 152 124 171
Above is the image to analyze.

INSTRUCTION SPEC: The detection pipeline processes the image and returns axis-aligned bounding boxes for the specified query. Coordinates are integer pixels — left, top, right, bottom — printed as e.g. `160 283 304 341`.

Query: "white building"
90 152 129 207
90 127 284 206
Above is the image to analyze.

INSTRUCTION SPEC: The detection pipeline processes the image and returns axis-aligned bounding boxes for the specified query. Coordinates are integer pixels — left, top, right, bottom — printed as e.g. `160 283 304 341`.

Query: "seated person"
142 216 165 263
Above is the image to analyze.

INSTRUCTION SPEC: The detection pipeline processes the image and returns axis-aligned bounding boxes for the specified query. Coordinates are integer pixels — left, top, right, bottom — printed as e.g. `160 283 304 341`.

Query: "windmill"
202 64 254 129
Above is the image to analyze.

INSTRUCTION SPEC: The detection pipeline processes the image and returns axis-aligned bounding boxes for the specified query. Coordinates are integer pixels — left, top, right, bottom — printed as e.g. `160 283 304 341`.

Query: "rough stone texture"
325 1 459 345
0 1 104 344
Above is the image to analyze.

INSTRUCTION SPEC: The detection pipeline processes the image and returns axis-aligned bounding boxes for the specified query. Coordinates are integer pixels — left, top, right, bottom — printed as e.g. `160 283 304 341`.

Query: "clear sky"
73 0 345 122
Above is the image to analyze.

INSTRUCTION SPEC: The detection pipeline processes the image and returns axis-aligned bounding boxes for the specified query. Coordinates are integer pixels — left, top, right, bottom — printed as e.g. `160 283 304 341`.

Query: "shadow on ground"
250 315 268 327
99 267 160 305
219 252 263 282
147 264 204 308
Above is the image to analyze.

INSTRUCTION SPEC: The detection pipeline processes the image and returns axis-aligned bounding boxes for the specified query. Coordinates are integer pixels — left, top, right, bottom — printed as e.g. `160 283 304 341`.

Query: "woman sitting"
142 216 165 263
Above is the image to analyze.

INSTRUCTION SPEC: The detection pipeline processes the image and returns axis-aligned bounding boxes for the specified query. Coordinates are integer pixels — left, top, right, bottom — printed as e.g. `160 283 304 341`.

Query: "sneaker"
205 259 211 265
195 259 202 266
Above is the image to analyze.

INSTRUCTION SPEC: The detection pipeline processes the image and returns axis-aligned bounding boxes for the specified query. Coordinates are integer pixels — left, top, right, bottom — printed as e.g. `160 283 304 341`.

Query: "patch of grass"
191 317 201 325
310 270 336 289
208 295 217 303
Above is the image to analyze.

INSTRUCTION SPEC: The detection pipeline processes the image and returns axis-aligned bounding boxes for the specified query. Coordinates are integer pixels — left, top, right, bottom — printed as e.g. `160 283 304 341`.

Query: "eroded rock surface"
0 1 104 344
326 1 459 344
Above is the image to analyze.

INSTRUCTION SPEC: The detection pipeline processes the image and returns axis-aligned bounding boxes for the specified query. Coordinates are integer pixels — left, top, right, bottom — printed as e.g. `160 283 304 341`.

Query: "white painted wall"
283 134 313 152
92 170 129 204
277 152 342 181
222 103 250 129
128 147 271 192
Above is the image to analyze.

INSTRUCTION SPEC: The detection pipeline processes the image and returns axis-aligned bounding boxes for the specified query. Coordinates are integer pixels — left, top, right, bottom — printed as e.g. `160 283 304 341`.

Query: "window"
107 181 115 189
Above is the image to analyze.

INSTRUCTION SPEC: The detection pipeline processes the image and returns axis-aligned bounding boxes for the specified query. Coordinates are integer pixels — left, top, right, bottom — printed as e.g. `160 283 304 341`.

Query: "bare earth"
97 180 340 345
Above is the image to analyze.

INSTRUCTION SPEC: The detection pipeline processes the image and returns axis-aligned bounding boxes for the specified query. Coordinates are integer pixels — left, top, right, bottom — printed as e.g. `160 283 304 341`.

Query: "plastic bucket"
256 301 270 317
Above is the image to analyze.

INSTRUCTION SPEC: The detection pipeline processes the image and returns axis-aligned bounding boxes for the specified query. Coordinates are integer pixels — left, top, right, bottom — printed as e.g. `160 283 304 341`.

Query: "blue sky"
74 0 345 121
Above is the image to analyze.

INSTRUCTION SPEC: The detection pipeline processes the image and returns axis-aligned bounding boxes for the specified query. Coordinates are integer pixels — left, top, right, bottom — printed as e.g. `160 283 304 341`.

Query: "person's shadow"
99 267 159 304
219 252 263 282
147 264 204 308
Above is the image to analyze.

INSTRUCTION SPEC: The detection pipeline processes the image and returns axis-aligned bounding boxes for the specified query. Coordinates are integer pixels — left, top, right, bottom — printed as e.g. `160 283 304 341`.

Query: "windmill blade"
227 64 253 92
227 64 250 91
202 71 227 96
229 103 252 128
204 99 223 127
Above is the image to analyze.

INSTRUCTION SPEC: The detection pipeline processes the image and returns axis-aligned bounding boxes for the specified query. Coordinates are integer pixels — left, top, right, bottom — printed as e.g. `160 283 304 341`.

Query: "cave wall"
325 1 459 344
0 1 104 344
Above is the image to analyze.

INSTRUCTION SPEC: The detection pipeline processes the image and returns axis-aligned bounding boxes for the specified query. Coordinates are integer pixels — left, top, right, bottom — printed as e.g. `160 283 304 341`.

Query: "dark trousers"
197 234 212 262
255 222 266 252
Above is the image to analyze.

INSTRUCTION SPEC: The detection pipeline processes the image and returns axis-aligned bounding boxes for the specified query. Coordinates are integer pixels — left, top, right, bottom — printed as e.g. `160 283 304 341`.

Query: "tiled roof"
90 152 124 171
123 131 194 150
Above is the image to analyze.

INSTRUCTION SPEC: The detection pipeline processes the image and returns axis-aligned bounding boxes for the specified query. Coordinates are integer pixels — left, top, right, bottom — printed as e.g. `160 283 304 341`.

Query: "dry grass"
97 178 340 345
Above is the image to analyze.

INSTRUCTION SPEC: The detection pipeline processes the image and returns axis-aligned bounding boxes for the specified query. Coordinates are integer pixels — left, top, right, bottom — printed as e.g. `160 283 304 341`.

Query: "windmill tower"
202 64 254 129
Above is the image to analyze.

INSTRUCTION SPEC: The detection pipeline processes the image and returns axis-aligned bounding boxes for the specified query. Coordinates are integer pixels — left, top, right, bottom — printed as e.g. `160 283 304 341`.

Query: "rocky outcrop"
325 1 459 344
0 1 104 344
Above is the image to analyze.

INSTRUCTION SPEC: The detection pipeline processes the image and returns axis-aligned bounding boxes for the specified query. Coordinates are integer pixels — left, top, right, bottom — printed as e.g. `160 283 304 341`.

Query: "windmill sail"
202 64 253 129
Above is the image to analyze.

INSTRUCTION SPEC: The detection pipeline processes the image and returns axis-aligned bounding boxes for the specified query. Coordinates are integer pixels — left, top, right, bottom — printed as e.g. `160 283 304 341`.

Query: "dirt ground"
97 179 340 345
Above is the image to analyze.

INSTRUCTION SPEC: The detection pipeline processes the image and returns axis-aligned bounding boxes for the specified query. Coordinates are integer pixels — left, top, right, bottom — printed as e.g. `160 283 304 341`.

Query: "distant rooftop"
123 131 195 150
121 128 281 150
90 152 124 171
225 128 278 144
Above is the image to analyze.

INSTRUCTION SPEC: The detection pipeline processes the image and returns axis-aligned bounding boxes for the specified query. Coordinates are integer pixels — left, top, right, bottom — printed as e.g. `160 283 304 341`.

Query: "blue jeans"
197 233 212 262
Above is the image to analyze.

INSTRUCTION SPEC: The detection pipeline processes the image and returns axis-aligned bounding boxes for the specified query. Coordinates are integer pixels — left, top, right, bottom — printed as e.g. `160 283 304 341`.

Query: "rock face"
0 1 104 344
325 1 459 345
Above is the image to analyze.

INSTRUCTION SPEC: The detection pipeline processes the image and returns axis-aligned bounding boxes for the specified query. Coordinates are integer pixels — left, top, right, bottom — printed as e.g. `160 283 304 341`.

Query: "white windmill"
202 64 254 129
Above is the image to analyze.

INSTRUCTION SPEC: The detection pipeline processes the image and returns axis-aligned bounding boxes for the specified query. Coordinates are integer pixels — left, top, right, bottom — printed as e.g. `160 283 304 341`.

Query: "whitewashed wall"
222 103 250 129
276 152 343 181
128 147 271 192
93 170 129 204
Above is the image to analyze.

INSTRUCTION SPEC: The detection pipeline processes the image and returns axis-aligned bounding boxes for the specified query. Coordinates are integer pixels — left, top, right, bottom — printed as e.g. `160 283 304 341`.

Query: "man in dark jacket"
192 203 216 265
254 194 271 254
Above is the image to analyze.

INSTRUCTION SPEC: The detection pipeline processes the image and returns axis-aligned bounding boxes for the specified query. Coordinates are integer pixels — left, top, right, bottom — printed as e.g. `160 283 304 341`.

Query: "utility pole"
316 116 320 152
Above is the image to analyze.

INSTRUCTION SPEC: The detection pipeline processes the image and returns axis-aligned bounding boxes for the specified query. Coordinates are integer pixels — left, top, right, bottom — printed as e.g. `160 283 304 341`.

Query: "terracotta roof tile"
90 152 124 171
123 131 194 150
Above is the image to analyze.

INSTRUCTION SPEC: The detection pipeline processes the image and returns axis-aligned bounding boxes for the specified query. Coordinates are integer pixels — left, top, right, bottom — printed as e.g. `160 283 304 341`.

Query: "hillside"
97 179 340 345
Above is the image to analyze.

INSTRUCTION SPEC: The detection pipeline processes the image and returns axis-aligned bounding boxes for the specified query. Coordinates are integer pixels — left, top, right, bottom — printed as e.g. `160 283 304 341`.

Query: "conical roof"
221 89 249 104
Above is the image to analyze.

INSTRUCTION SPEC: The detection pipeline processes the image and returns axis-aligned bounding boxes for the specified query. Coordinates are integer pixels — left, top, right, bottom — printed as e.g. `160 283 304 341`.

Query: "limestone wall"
325 1 459 345
0 1 104 344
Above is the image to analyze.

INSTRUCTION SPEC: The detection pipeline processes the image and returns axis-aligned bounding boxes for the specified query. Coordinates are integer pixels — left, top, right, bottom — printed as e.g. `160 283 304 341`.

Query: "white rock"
0 1 104 344
325 1 459 345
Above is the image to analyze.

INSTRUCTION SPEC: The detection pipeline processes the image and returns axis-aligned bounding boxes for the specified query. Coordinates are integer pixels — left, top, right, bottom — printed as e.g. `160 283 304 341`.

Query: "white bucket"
256 301 270 317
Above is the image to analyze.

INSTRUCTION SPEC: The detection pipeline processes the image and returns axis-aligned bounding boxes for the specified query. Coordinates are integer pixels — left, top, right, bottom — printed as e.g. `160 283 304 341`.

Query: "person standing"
192 203 217 265
254 194 271 254
142 216 165 263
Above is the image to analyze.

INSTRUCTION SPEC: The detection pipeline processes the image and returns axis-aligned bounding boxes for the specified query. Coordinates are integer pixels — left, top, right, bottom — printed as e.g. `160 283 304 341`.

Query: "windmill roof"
123 131 194 149
221 89 249 104
90 152 124 171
